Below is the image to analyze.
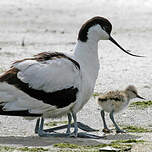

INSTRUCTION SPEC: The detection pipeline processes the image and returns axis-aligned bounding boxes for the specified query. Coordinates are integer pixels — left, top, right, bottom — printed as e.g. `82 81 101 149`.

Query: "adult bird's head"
78 16 144 57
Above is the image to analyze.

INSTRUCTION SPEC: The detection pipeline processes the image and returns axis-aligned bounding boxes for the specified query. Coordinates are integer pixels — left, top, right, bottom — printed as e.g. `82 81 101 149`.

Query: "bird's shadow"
103 133 141 140
0 132 141 147
0 135 103 147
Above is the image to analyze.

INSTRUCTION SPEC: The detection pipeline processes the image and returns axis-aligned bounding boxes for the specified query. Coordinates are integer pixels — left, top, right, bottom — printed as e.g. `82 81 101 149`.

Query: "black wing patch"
0 68 78 109
98 97 120 102
0 105 42 117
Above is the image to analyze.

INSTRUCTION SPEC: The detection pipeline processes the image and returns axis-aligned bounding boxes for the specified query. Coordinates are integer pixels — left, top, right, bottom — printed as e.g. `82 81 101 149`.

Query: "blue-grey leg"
71 112 103 139
36 117 103 139
100 110 111 133
66 113 72 135
77 122 99 132
35 115 100 138
35 114 72 134
41 113 73 134
38 117 68 137
109 111 125 133
70 111 78 137
35 118 40 134
42 112 98 133
43 121 98 132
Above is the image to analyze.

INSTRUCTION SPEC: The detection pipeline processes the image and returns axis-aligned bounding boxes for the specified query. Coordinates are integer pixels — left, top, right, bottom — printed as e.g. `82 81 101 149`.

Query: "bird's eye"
102 26 106 31
102 26 110 34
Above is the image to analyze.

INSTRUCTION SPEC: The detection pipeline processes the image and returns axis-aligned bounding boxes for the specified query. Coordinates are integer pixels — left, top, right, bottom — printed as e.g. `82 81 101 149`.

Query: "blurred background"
0 0 152 139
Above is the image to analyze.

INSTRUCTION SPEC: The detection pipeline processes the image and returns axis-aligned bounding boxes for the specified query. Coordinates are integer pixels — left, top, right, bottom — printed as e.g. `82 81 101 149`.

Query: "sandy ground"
0 0 152 151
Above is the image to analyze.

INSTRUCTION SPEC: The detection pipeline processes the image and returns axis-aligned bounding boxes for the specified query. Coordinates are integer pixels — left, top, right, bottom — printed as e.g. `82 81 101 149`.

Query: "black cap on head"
78 16 112 42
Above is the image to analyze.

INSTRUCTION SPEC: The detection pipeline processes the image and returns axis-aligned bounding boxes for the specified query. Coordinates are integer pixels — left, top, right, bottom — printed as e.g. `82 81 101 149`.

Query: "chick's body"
97 85 144 133
98 90 129 113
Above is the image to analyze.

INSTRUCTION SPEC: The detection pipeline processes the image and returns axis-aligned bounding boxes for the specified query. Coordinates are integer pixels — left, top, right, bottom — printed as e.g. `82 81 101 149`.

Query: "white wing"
13 57 81 93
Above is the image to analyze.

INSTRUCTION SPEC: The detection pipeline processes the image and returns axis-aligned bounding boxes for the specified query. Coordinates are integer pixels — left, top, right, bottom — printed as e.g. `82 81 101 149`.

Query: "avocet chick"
97 85 145 133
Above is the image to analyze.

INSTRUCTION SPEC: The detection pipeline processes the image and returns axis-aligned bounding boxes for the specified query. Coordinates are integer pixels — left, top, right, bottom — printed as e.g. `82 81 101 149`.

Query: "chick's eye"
132 91 137 95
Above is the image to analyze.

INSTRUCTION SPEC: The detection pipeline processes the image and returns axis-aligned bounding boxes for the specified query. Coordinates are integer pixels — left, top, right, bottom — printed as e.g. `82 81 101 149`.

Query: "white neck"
73 39 100 83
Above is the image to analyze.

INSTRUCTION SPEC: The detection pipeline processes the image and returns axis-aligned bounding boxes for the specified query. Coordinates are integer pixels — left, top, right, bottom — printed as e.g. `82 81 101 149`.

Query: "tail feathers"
0 105 42 117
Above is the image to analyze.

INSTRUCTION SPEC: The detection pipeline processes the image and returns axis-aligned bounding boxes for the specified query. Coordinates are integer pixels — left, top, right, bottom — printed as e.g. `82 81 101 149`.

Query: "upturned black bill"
109 36 144 57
